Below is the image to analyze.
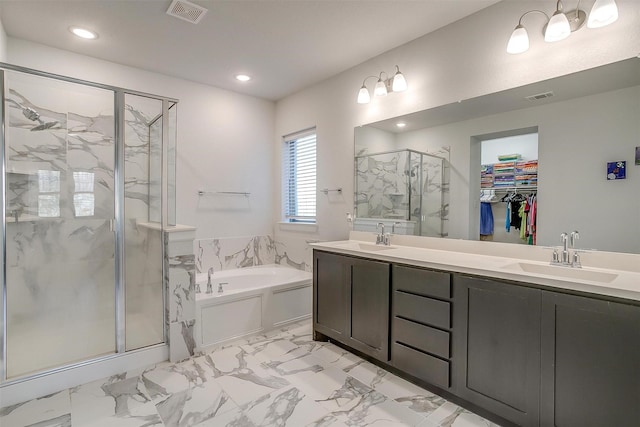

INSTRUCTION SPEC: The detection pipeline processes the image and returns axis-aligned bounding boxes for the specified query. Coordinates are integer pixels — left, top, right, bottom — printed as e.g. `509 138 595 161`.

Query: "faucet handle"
550 248 560 265
570 230 580 248
571 251 582 268
560 232 568 243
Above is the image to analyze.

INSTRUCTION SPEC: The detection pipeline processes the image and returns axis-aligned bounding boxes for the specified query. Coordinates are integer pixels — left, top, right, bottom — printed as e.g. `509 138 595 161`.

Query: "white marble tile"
423 401 499 427
154 378 236 427
332 391 426 427
241 385 329 427
0 390 71 427
69 374 161 427
309 343 363 371
196 406 257 426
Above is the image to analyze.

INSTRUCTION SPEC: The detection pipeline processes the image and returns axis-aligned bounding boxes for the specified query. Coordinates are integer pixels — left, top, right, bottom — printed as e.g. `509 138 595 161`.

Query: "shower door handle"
109 218 115 232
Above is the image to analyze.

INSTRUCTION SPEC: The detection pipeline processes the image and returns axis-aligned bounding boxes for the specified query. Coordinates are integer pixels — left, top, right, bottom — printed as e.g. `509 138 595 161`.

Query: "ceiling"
0 0 498 101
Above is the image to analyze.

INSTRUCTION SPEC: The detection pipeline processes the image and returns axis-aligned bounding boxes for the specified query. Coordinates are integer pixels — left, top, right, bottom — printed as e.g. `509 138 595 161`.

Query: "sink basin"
503 262 618 284
335 242 398 252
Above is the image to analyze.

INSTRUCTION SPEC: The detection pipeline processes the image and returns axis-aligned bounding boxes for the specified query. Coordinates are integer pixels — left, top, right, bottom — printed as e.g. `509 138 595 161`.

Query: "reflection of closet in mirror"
479 133 538 245
354 149 447 237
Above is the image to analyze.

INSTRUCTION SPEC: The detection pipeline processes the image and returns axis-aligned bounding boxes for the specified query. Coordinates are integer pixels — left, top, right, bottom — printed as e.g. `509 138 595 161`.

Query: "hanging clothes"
480 202 494 236
505 202 511 232
519 202 527 240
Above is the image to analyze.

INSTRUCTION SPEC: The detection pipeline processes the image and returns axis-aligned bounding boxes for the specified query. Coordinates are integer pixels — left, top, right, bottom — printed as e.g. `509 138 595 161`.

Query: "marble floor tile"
344 360 447 417
423 402 500 427
241 385 329 427
3 319 502 427
0 390 71 427
70 374 162 427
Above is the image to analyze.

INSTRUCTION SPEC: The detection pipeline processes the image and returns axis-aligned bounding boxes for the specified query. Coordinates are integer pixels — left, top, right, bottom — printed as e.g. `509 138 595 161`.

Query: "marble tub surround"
311 231 640 302
166 225 197 363
0 319 499 427
195 234 311 274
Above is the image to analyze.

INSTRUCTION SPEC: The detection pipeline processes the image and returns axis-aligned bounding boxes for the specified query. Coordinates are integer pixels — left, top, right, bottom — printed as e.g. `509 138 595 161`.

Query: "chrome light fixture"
357 66 407 104
507 0 619 54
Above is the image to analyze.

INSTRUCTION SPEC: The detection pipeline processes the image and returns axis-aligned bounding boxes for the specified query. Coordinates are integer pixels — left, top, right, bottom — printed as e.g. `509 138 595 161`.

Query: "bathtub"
194 265 312 350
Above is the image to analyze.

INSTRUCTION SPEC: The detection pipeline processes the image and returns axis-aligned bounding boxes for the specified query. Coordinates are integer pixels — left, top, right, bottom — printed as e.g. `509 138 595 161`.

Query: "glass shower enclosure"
354 149 447 237
0 64 177 382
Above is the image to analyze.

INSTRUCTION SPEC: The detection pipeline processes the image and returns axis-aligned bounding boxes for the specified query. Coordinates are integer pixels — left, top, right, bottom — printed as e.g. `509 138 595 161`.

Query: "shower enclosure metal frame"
0 63 178 384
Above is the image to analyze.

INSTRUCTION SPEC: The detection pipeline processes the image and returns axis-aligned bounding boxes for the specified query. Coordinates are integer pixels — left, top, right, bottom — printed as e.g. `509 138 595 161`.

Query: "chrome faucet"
560 232 570 265
376 222 390 245
552 231 582 268
392 221 402 234
218 282 227 293
206 267 214 294
195 282 201 293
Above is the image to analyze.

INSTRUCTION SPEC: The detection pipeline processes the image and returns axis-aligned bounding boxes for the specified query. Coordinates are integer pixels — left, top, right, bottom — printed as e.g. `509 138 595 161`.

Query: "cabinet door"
541 292 640 427
313 251 348 340
347 257 390 362
454 275 541 427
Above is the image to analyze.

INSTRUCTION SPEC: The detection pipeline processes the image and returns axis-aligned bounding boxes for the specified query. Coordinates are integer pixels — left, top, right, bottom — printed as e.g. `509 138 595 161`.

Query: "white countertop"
311 233 640 303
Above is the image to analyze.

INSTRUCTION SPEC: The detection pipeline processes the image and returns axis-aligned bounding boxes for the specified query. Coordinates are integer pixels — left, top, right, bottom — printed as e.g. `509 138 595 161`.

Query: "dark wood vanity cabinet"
391 265 453 389
313 250 640 427
454 275 541 427
540 291 640 427
313 250 390 362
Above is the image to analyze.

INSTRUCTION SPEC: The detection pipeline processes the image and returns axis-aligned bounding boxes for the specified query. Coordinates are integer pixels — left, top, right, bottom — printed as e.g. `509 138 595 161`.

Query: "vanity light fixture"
357 65 407 104
507 0 619 54
69 26 98 40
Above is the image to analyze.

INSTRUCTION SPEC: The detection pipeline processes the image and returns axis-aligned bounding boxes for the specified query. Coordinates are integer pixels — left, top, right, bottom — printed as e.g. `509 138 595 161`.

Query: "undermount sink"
503 262 618 284
336 242 398 252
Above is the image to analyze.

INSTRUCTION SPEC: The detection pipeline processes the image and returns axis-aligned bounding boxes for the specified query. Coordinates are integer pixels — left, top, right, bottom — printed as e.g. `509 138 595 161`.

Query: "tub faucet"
218 282 227 293
195 282 201 293
206 267 214 294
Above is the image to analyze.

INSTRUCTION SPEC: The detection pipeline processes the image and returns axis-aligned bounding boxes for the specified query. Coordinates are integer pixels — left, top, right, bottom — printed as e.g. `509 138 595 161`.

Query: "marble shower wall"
3 71 168 377
195 235 311 275
4 71 118 378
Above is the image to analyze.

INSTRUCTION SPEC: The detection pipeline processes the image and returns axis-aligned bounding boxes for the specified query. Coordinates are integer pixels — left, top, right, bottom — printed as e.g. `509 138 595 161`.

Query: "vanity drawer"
393 265 451 299
393 317 450 359
394 291 451 330
392 342 450 389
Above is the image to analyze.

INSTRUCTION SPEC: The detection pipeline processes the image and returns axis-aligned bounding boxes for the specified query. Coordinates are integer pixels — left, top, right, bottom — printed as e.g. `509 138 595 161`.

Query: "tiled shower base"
0 320 500 426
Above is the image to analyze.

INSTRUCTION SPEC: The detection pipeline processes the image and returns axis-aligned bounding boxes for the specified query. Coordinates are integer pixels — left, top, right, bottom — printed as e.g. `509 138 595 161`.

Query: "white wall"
481 134 538 164
274 0 640 249
7 38 275 239
0 16 6 61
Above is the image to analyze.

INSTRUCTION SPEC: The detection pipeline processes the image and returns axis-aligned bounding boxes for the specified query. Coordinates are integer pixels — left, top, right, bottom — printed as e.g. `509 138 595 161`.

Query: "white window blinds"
282 129 316 222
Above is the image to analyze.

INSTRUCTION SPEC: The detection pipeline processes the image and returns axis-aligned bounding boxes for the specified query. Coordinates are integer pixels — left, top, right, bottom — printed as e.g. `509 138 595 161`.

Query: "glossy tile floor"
0 320 501 426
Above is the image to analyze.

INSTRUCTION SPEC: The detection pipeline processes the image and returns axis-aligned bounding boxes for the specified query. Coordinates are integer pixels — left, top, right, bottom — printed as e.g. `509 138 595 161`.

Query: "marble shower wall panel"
355 152 410 219
125 227 164 351
4 71 117 378
123 95 165 351
421 155 446 238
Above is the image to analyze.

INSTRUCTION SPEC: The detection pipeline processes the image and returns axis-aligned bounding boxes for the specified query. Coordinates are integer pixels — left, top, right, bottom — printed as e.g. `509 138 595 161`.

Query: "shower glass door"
4 70 116 378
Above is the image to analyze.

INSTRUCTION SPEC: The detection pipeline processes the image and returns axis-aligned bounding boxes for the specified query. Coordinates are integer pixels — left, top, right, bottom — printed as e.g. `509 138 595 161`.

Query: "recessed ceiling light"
235 74 251 82
70 26 98 40
396 122 407 128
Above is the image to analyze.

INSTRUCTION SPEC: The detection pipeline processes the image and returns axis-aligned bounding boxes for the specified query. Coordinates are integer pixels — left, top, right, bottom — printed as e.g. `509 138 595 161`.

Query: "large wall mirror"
354 57 640 254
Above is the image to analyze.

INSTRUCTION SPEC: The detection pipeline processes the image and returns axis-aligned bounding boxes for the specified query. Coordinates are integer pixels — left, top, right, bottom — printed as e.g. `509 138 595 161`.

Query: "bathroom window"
73 171 95 217
37 170 60 217
282 129 316 223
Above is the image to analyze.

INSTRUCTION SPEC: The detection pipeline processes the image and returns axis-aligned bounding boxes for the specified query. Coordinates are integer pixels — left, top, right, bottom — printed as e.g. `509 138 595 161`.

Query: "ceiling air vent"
166 0 208 24
525 91 555 101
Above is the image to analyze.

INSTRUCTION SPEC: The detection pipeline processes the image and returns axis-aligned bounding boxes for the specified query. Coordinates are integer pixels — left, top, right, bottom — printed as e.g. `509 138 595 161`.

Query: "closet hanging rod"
320 188 342 195
197 190 251 197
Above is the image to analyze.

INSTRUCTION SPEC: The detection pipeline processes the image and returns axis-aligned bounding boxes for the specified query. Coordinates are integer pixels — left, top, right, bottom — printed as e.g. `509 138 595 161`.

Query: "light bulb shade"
357 86 371 104
392 72 407 92
545 11 571 42
374 79 388 97
507 25 530 54
587 0 618 28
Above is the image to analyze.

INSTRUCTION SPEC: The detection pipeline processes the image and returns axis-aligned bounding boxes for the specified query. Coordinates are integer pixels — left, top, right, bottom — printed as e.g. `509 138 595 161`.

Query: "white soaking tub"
194 265 312 350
